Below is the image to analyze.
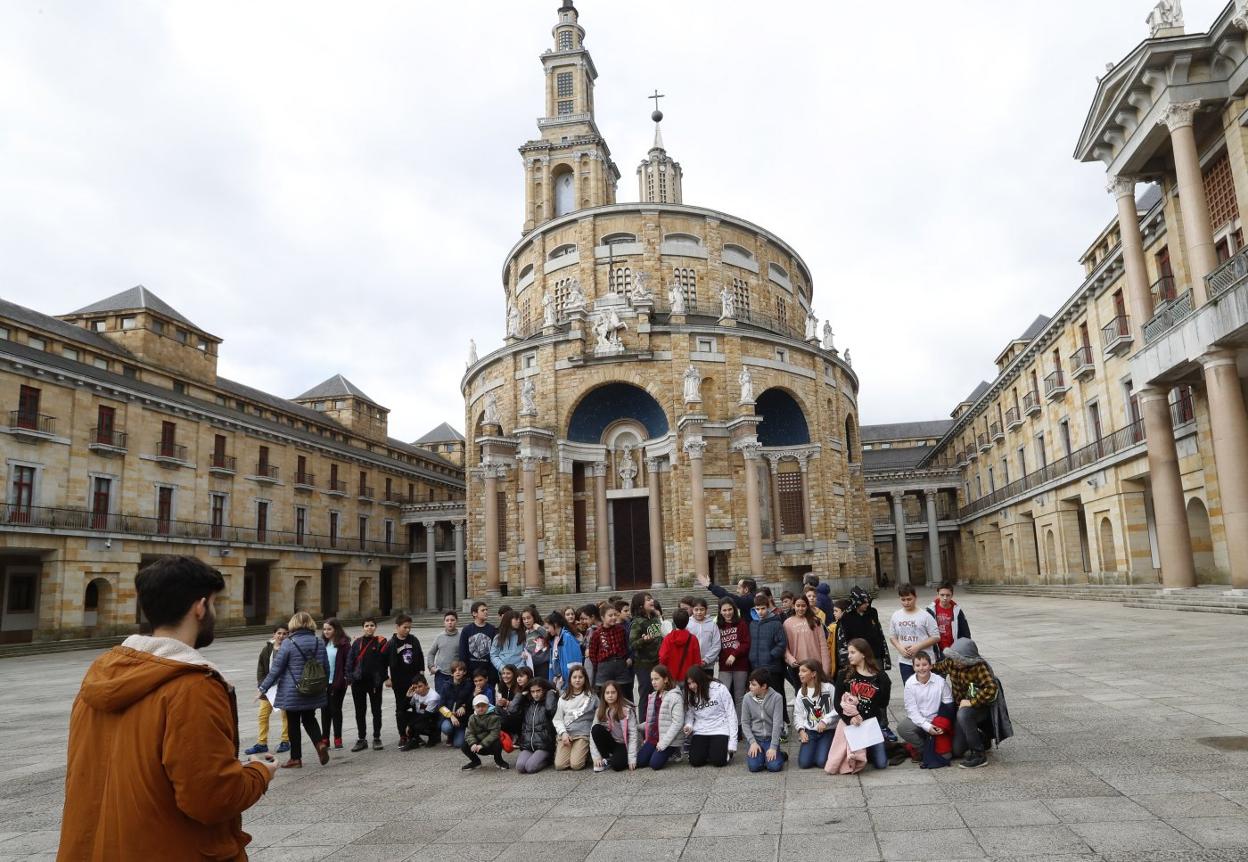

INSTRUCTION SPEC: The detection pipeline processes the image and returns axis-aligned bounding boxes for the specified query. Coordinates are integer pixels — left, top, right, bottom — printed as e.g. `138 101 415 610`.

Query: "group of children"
247 576 1008 774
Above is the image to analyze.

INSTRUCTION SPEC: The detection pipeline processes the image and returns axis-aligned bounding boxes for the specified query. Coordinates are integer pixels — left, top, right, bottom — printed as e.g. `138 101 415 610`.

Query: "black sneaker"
461 762 480 770
351 739 369 753
958 750 988 769
398 740 413 752
372 739 384 751
495 760 511 770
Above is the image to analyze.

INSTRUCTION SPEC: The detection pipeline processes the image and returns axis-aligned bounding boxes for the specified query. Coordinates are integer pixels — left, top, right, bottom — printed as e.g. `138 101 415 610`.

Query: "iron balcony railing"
1101 314 1132 354
1070 345 1094 376
209 453 236 472
294 471 316 487
976 432 990 451
0 503 411 555
961 419 1145 519
1004 406 1021 428
154 441 188 461
358 485 375 500
1170 392 1195 426
9 411 55 434
1150 275 1177 306
327 479 348 494
1143 290 1194 343
1022 390 1041 414
89 426 127 449
1044 370 1068 398
253 463 279 480
1205 246 1248 298
989 421 1003 441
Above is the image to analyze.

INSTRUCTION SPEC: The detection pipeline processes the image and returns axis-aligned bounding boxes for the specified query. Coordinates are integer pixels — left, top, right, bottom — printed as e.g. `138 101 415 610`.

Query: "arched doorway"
1098 517 1117 573
757 388 811 446
293 579 309 614
83 577 114 632
1044 529 1057 579
358 579 373 616
1186 497 1215 579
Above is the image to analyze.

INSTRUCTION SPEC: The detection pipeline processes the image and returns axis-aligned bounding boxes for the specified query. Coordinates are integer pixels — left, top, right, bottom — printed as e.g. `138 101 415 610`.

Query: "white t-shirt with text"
889 608 941 665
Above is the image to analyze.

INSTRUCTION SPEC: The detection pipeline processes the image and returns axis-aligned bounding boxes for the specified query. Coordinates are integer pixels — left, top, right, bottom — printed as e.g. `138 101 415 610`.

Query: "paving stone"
1068 820 1200 854
1133 792 1246 819
493 842 595 862
679 836 777 861
520 816 617 843
781 807 872 834
691 810 783 837
868 803 964 831
1041 796 1152 823
955 799 1060 827
971 825 1091 857
586 839 685 862
604 815 697 840
875 827 985 860
1168 816 1248 850
779 833 882 860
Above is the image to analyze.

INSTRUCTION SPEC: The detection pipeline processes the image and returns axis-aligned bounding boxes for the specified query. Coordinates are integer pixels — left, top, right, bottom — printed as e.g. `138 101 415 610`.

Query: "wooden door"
611 498 651 590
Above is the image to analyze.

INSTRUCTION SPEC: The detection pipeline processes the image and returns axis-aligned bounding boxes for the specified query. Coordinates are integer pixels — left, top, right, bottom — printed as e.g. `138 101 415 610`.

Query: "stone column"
1109 175 1159 340
520 455 543 594
685 439 709 583
423 520 437 611
646 457 666 587
592 462 611 589
483 466 501 597
924 490 942 586
453 519 466 608
798 455 814 537
1159 101 1216 302
767 455 784 538
1138 386 1196 588
891 491 910 586
1200 350 1248 589
740 443 765 577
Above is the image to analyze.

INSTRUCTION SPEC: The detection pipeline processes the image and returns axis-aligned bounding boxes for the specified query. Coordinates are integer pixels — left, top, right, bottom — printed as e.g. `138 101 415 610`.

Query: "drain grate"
1196 736 1248 751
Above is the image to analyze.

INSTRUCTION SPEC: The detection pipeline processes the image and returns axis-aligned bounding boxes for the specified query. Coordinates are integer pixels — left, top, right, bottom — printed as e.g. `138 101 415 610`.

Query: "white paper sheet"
843 716 884 751
262 686 281 709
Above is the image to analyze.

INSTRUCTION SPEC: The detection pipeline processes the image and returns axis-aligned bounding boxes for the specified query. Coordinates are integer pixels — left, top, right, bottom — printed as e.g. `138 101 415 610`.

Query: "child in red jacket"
658 609 702 684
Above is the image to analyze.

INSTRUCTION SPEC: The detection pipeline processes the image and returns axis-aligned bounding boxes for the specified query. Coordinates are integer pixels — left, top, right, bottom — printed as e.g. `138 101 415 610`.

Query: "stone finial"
1146 0 1183 37
467 338 478 367
1158 100 1200 131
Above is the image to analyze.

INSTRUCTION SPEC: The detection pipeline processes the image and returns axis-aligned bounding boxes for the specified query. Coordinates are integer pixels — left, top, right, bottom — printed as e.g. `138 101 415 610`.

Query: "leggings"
590 725 630 771
688 734 730 767
320 687 346 741
515 749 552 773
286 709 323 762
636 741 678 770
718 669 748 720
351 680 384 740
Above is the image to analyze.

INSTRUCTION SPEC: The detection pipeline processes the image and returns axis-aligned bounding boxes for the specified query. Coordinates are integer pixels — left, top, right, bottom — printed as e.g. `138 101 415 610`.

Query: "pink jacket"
783 616 831 674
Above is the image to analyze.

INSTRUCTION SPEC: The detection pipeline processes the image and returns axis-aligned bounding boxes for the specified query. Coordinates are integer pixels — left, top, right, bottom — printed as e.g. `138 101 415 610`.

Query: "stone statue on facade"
618 444 638 489
632 271 653 303
467 338 478 367
592 307 627 355
683 365 702 403
822 321 835 351
482 392 500 427
1147 0 1183 35
720 285 736 319
738 365 754 404
565 279 585 312
844 348 853 367
519 378 536 417
805 312 819 341
669 282 686 315
506 302 521 339
542 291 556 327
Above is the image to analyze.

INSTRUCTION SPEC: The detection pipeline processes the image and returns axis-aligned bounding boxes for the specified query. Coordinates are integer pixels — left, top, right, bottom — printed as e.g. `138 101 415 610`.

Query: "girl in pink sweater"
783 596 831 698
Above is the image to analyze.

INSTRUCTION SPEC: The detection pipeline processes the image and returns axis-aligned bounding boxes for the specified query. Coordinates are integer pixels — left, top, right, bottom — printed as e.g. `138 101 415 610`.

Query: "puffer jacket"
257 628 329 712
553 691 599 738
518 691 558 752
644 688 685 750
747 613 786 675
589 703 640 766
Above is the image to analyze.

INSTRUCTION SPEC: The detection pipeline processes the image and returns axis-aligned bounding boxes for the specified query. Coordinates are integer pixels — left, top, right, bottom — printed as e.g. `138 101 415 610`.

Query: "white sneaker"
593 763 606 773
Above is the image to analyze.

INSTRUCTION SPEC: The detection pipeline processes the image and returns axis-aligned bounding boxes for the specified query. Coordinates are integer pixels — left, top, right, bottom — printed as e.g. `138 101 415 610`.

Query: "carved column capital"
736 440 762 460
683 438 706 460
590 461 609 478
518 453 542 471
1106 175 1136 200
1158 100 1201 132
645 456 663 472
421 519 437 530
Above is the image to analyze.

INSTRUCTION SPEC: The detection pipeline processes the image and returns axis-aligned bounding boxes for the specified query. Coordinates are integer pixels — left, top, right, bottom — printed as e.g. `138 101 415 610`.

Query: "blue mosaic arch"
756 387 811 446
567 382 669 443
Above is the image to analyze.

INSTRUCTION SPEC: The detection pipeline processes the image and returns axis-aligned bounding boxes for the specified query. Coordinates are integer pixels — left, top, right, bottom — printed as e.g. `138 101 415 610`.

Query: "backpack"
289 638 328 697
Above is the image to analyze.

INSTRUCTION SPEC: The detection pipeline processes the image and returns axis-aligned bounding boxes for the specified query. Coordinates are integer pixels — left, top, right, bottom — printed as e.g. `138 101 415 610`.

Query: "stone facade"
462 3 871 597
0 290 465 642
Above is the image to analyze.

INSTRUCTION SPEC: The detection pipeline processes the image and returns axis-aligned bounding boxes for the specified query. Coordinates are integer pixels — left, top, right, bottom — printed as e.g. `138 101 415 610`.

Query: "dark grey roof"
1136 183 1161 212
0 296 134 359
861 419 955 443
863 446 932 472
413 422 465 445
68 285 203 331
1018 314 1051 343
961 380 991 404
294 374 381 406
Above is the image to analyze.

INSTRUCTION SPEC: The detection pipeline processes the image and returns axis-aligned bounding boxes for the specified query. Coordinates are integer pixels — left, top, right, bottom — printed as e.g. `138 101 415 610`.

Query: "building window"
156 487 173 534
609 265 632 300
152 319 165 335
329 512 339 548
557 100 574 115
775 297 788 326
295 506 307 545
28 335 47 351
673 267 697 307
175 328 188 344
62 346 79 361
120 316 137 330
556 71 573 97
10 465 36 520
95 405 116 446
1059 419 1072 459
6 573 35 614
1035 433 1047 469
1017 446 1027 478
256 501 268 542
172 381 186 395
92 356 108 370
1203 152 1239 231
384 519 394 551
0 326 8 339
16 385 41 429
696 337 715 353
732 278 751 318
122 365 137 379
359 516 368 550
209 493 225 539
558 29 573 50
987 466 995 494
776 466 805 535
160 421 177 458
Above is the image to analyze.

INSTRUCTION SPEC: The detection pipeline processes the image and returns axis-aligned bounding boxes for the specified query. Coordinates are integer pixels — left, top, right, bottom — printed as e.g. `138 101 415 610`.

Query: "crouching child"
462 695 509 770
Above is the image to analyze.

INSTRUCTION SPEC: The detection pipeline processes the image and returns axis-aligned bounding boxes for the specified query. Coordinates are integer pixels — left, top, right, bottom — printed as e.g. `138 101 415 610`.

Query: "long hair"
595 680 633 722
323 617 348 645
792 595 819 630
650 664 673 694
843 637 880 681
716 597 738 629
797 658 826 696
495 609 521 646
683 665 712 711
562 665 589 699
630 591 654 621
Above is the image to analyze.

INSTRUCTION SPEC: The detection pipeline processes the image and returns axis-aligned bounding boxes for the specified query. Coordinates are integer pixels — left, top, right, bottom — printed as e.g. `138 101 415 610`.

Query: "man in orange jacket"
59 556 278 861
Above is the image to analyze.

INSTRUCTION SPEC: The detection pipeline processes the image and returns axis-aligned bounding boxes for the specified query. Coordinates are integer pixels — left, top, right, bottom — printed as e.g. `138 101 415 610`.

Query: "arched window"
609 266 633 300
845 414 858 463
602 232 636 246
664 233 702 246
723 243 754 261
673 267 697 307
517 263 534 283
554 171 575 217
549 243 577 260
769 262 789 280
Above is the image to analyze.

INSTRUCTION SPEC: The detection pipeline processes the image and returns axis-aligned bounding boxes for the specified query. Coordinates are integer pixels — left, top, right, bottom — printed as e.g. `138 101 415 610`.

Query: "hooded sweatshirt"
60 636 272 862
657 628 702 683
740 687 785 750
685 616 721 667
931 638 997 708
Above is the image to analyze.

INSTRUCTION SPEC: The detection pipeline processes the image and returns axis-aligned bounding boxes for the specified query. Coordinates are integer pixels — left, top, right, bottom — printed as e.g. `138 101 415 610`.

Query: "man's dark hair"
897 584 917 598
498 604 513 616
578 603 600 621
394 614 413 626
443 609 458 618
803 573 819 587
740 577 757 593
672 608 690 630
362 617 376 626
938 580 955 592
613 600 629 612
607 595 623 605
135 556 224 629
748 668 771 686
780 590 796 602
470 600 488 614
832 599 851 612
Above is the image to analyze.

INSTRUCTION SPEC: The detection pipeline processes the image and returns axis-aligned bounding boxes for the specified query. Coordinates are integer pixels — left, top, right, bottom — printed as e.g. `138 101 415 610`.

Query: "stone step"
963 583 1248 616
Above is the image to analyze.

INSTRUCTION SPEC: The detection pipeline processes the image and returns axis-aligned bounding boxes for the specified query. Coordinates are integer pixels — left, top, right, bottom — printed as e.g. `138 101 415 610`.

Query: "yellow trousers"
257 699 289 745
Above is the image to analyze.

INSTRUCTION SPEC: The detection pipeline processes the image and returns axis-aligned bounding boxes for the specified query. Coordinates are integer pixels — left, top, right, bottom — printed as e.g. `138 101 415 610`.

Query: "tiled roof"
68 285 202 330
863 446 933 472
294 374 380 406
1018 314 1051 343
962 380 991 404
861 419 954 443
413 422 465 445
0 296 133 359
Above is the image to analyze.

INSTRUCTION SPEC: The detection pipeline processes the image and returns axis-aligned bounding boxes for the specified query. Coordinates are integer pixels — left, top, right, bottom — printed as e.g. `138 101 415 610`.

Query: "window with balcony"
10 465 35 521
1059 420 1073 459
329 512 339 548
16 385 40 431
160 421 177 458
256 501 268 543
358 515 368 550
384 519 394 551
1036 433 1047 468
92 477 111 529
157 487 173 534
95 405 116 447
295 506 306 545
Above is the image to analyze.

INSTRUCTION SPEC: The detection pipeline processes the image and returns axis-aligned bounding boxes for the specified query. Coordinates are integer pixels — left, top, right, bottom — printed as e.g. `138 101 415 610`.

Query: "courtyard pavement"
2 592 1248 861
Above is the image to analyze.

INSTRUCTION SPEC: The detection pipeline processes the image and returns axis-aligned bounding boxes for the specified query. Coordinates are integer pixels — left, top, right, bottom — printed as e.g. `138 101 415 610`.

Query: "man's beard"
194 614 216 649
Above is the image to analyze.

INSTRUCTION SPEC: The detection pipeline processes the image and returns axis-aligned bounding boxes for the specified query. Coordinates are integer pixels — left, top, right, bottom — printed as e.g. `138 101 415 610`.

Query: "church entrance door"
612 497 651 590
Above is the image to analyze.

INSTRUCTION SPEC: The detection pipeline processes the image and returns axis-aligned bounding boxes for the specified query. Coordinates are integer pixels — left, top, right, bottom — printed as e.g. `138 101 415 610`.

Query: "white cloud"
0 0 1225 440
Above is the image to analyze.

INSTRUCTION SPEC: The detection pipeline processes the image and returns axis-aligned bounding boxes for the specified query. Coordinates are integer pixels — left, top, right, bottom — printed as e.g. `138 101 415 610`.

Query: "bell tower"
520 0 620 233
637 93 683 204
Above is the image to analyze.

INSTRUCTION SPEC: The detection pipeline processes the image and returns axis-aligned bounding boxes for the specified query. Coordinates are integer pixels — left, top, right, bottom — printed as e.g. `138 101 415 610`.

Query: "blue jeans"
899 662 915 683
745 736 785 772
440 718 466 748
866 740 888 769
637 741 677 770
797 728 834 769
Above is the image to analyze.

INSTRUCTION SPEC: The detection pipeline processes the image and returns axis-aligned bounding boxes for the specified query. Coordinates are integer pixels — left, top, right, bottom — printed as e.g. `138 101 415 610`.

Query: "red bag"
930 715 954 756
499 730 515 753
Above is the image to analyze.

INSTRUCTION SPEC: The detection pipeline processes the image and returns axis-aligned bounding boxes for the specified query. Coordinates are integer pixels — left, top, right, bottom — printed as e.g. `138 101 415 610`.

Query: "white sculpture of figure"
565 279 585 312
632 271 652 303
822 321 835 351
738 366 754 404
618 444 638 490
805 312 819 341
467 338 478 367
669 282 686 315
519 378 536 417
720 285 736 319
592 308 628 354
683 365 702 403
1147 0 1183 34
844 348 853 367
482 392 499 427
542 291 556 327
506 302 521 338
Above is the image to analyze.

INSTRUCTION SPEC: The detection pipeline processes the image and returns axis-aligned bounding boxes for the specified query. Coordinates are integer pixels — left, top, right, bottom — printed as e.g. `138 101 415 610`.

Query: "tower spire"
638 91 683 204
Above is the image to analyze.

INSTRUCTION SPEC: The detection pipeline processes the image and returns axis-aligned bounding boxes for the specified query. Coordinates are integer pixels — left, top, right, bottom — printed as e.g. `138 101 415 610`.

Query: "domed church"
461 0 869 598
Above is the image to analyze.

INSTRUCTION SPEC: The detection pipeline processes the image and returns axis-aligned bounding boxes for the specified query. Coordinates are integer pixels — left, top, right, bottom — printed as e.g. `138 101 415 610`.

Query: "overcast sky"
0 1 1227 441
